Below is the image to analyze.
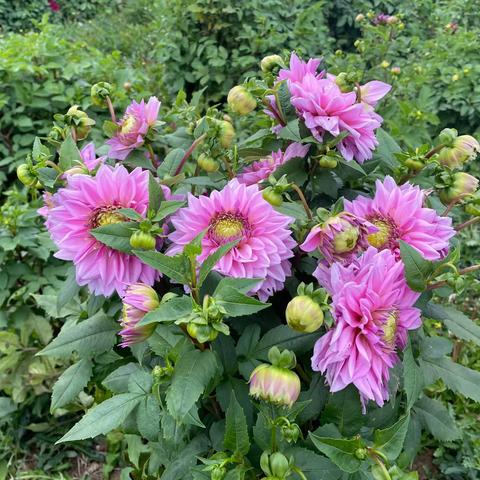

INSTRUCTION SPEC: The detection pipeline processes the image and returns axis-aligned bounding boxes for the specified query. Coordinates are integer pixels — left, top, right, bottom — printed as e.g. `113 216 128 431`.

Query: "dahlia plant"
20 52 480 479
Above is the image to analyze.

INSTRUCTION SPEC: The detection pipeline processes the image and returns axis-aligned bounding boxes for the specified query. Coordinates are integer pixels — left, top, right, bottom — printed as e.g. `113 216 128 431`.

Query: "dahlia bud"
281 423 301 443
286 295 324 333
260 54 284 73
262 187 283 206
90 82 113 106
227 86 257 115
17 164 37 186
130 230 156 250
437 135 480 168
380 60 390 68
465 203 480 216
354 448 368 460
119 283 159 347
218 120 235 148
187 323 218 342
390 66 401 75
249 361 300 407
386 15 398 24
318 156 338 168
197 154 219 172
438 128 458 147
355 13 365 22
300 212 375 263
260 451 291 479
65 105 95 140
451 73 459 82
440 172 479 203
64 165 88 176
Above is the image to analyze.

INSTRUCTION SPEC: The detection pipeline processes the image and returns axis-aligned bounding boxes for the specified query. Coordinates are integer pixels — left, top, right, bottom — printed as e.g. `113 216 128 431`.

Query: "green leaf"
215 286 269 317
224 392 250 456
59 133 82 171
157 148 185 178
278 119 301 142
57 267 80 312
373 414 410 461
423 304 480 346
38 313 118 358
0 398 16 419
214 277 263 296
128 370 153 394
309 434 364 474
148 172 165 216
91 222 137 253
198 240 239 286
51 358 92 410
414 396 461 442
166 349 221 420
137 395 161 441
102 363 145 393
123 150 154 170
285 447 342 480
372 128 401 170
399 241 434 292
138 296 193 327
117 208 144 221
57 393 143 443
276 81 296 122
133 250 190 283
152 200 186 222
420 356 480 402
403 342 424 410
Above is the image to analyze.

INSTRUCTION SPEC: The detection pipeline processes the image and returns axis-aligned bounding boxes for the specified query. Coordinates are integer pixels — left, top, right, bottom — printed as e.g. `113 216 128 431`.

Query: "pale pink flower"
80 142 106 171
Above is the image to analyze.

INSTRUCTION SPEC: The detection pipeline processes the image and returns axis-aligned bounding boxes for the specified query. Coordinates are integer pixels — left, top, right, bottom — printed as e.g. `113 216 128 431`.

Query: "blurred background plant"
1 0 479 478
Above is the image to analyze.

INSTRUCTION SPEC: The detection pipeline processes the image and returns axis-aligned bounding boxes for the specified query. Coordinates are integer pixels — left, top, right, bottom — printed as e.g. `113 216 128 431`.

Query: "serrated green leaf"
278 119 302 142
285 446 342 480
59 133 82 171
373 414 410 461
157 148 185 178
57 267 80 312
137 395 161 441
414 396 461 442
148 172 164 216
309 434 363 474
399 241 435 292
403 342 424 410
152 200 186 222
51 358 92 411
198 240 239 286
138 296 193 327
166 349 221 421
224 392 250 456
38 313 118 359
215 286 269 317
91 222 137 253
123 149 154 170
57 393 143 443
133 250 190 283
102 363 145 393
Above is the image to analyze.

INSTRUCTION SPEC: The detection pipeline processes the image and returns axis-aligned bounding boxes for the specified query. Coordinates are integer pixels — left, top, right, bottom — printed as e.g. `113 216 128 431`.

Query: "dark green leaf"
137 395 161 441
414 397 461 442
198 240 239 286
309 434 363 473
373 414 410 461
102 363 145 393
403 342 424 410
133 251 190 283
59 133 82 171
285 446 342 480
278 119 301 142
152 200 186 222
399 241 434 292
91 222 137 253
215 286 269 317
224 392 250 455
157 148 185 178
138 296 193 327
148 172 165 216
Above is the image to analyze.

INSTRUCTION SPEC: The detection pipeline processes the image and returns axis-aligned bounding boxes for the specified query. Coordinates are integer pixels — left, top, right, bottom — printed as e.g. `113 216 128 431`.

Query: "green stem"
270 404 277 452
427 264 480 290
291 183 313 220
292 466 308 480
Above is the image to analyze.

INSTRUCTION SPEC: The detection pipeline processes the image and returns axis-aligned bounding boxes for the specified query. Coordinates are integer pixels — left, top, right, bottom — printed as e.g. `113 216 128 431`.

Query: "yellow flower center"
208 212 249 245
121 115 137 134
333 227 360 253
89 206 127 229
382 309 398 347
367 220 392 249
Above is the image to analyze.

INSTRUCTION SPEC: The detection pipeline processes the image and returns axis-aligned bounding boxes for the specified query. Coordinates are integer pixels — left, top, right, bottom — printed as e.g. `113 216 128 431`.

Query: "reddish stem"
173 133 207 176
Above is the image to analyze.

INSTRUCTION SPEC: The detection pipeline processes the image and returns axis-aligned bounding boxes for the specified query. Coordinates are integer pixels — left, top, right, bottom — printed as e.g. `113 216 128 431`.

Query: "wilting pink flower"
237 143 309 186
44 165 157 296
312 247 421 410
289 74 384 163
300 212 376 264
80 142 106 171
106 97 160 160
167 179 296 301
49 0 60 12
345 176 455 260
119 283 159 347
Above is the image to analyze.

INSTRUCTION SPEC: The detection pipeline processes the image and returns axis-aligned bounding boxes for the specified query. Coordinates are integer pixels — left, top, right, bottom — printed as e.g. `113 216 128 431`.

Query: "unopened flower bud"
355 13 365 22
119 283 159 347
187 323 218 343
227 86 256 115
262 187 283 207
386 15 398 24
261 54 284 73
130 231 156 250
438 128 458 147
91 82 113 106
260 452 291 479
437 135 480 168
281 423 301 443
451 73 459 82
390 66 401 75
218 120 235 148
404 159 424 171
318 156 338 168
440 172 478 203
286 296 324 333
381 60 390 69
197 154 219 172
65 105 95 140
249 364 300 407
64 165 88 176
355 448 368 460
17 164 36 186
123 82 132 91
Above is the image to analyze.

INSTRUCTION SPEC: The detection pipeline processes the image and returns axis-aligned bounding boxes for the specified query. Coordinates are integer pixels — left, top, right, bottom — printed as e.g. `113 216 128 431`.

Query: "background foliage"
1 0 479 478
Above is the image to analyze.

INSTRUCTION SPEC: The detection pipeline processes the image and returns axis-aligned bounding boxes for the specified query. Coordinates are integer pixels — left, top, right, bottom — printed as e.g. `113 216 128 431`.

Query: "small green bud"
130 231 156 250
285 295 324 333
211 465 227 480
187 323 218 343
261 54 284 73
91 82 113 106
227 86 257 115
65 105 95 140
354 448 367 460
355 13 365 22
197 154 219 172
17 164 37 186
319 156 338 168
218 120 235 148
281 423 301 443
438 128 458 147
269 452 290 478
437 135 480 168
439 172 478 203
262 187 283 206
404 159 424 171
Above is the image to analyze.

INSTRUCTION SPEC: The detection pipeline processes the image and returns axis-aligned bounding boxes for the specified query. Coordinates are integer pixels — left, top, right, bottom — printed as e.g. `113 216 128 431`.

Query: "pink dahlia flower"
80 142 106 171
345 176 456 260
359 81 392 107
167 179 297 301
237 142 309 186
300 212 376 264
289 74 383 163
278 53 324 83
119 283 159 347
44 165 157 296
312 247 421 409
106 97 160 160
